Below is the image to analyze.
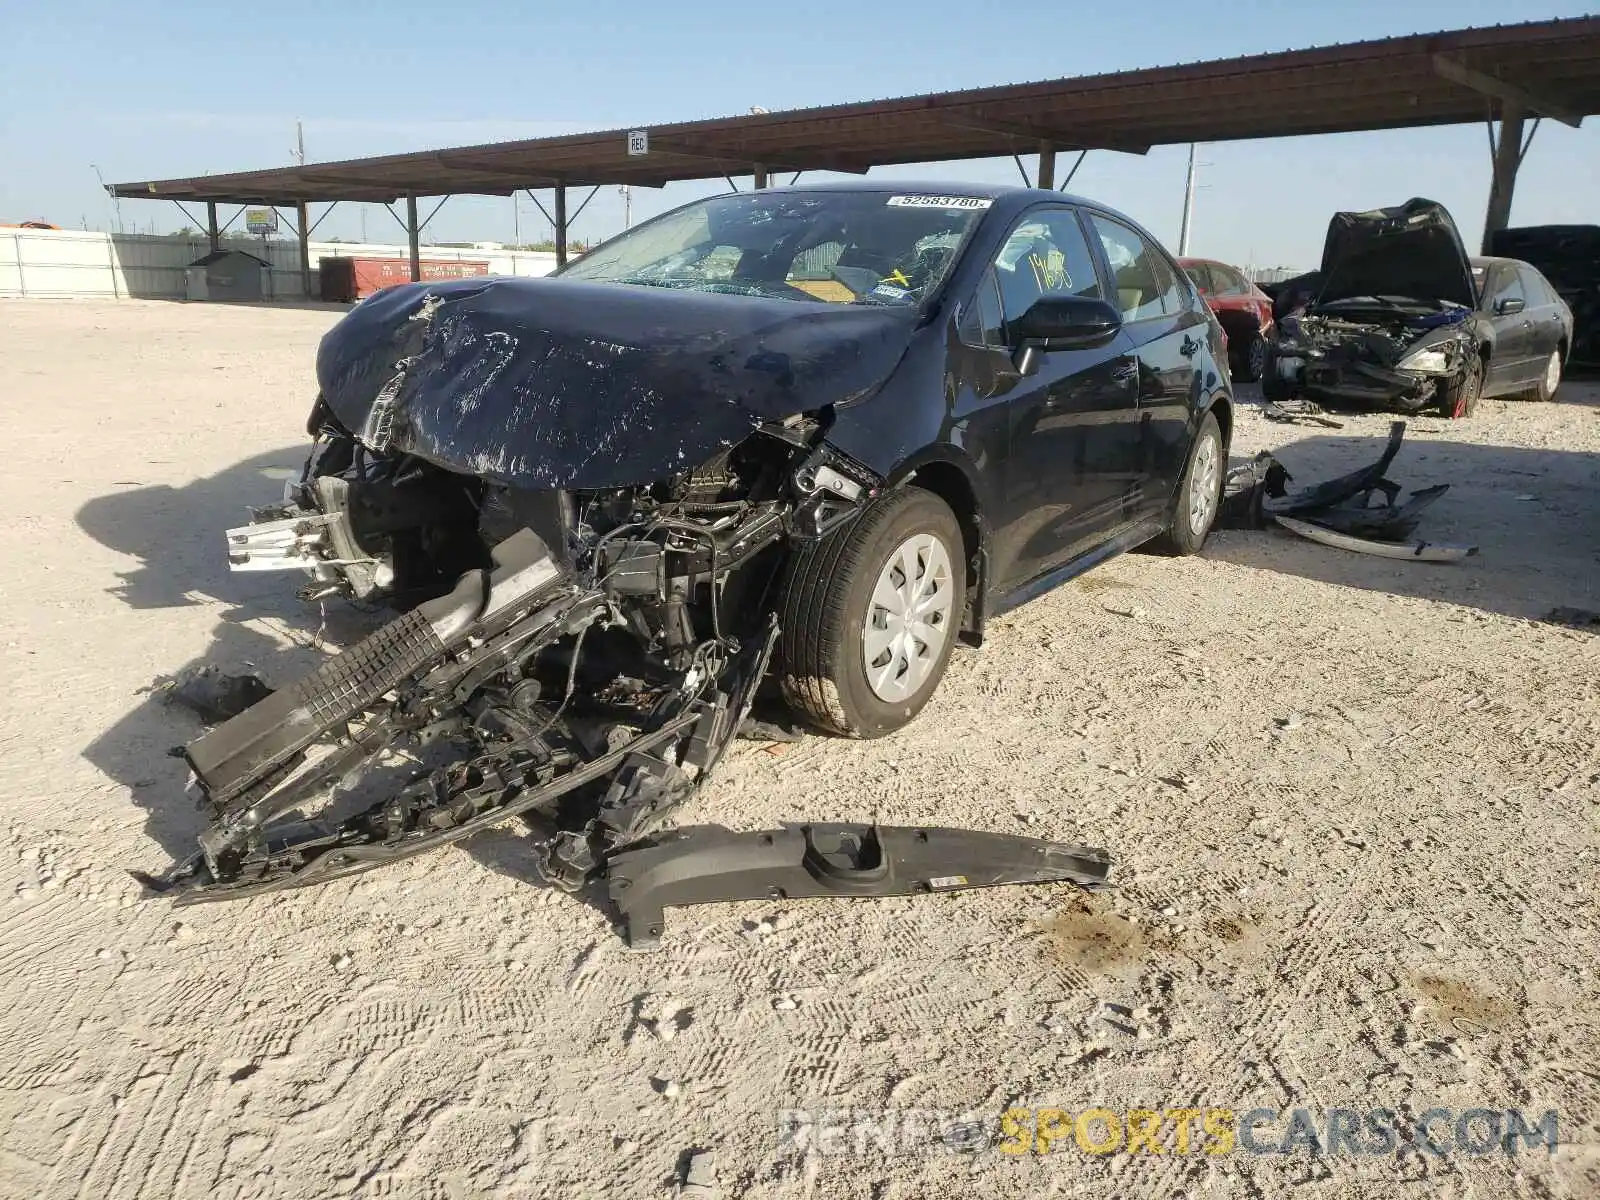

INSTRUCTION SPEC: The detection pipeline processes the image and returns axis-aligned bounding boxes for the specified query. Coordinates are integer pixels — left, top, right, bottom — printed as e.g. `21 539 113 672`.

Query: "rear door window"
1517 264 1552 306
1089 215 1187 323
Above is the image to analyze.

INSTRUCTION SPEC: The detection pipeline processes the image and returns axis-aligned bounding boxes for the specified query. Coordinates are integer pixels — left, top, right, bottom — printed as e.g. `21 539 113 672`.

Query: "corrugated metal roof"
111 16 1600 206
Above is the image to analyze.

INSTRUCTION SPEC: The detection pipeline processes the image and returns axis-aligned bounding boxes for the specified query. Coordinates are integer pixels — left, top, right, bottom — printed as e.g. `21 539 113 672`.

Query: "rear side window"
1183 262 1217 294
1089 215 1187 323
1213 265 1250 296
1517 264 1552 305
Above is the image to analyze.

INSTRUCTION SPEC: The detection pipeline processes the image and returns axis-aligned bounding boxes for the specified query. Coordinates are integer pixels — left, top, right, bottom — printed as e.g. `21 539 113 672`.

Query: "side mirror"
1495 296 1526 316
1009 296 1122 375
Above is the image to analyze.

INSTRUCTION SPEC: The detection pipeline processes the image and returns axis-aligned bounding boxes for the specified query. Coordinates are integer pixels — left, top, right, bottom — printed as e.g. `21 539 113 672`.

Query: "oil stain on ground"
1041 901 1147 975
1412 972 1519 1031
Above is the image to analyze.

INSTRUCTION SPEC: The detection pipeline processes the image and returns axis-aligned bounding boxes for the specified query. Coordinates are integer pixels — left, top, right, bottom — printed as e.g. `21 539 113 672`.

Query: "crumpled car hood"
314 276 915 489
1315 198 1477 311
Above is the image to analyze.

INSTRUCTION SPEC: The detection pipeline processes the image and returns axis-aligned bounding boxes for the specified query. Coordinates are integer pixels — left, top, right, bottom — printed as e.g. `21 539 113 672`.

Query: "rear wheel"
1437 355 1483 419
777 488 966 738
1152 411 1223 556
1259 343 1296 402
1233 331 1267 383
1517 349 1563 402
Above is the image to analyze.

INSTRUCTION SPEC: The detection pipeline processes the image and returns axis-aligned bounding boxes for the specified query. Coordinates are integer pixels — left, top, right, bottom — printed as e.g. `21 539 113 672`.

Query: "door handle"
1179 334 1201 358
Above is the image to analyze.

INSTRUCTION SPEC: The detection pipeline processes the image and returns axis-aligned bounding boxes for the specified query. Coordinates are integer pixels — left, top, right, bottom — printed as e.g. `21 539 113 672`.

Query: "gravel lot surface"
1 298 1596 1199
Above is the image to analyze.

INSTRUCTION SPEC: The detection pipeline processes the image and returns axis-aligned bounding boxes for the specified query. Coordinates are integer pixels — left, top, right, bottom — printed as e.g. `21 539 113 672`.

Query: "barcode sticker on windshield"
886 195 993 210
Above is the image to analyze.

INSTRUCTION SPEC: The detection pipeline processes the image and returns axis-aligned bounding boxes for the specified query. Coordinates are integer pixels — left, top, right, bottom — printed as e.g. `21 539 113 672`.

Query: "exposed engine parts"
143 412 1109 937
1268 309 1478 416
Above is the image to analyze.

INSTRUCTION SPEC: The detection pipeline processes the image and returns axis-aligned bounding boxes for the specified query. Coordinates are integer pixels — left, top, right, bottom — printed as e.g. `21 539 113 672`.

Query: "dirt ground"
0 298 1596 1200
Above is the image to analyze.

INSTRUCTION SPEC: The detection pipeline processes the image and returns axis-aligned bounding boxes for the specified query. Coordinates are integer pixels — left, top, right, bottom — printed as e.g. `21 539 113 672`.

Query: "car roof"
1471 255 1540 271
1176 256 1250 273
766 179 1101 206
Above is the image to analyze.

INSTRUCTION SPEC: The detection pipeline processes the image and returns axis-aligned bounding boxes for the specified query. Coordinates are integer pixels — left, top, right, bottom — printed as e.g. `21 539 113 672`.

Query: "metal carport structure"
110 16 1600 287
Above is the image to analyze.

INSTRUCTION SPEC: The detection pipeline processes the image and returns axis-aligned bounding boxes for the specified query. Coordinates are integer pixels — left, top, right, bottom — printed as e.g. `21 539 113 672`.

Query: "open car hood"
314 276 915 489
1314 198 1477 311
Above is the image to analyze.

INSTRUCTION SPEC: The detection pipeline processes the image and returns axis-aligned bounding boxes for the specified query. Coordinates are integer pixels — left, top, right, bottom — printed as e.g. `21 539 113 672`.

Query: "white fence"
0 227 560 301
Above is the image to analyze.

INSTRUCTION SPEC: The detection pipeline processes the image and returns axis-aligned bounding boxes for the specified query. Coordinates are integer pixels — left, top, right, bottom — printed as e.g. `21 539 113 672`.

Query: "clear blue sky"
3 0 1596 269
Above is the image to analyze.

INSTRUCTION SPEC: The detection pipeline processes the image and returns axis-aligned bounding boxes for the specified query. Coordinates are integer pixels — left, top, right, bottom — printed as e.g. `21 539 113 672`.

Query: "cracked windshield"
559 190 988 304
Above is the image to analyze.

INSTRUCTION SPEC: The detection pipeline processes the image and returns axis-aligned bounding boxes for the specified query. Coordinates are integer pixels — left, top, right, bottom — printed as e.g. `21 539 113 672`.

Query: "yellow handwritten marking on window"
883 268 911 287
1028 249 1070 292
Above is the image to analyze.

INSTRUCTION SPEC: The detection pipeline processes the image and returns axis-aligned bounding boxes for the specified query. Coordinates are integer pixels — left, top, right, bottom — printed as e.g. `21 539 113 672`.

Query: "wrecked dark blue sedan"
239 182 1233 737
147 182 1223 903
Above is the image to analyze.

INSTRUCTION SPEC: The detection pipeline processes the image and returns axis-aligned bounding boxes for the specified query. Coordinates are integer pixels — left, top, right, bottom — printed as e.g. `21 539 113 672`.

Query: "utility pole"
1178 142 1198 256
91 163 122 233
294 120 305 166
620 184 632 230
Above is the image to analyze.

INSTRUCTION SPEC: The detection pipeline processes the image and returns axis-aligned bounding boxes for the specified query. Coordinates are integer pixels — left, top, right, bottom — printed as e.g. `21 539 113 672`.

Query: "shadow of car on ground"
76 448 385 861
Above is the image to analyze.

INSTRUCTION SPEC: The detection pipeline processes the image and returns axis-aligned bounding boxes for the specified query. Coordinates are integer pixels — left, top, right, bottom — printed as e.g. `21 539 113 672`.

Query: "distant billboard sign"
245 208 278 235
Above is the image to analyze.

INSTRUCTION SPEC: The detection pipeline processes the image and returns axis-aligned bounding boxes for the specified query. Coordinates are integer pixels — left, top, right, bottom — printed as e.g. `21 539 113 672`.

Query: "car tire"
1516 349 1563 402
1151 411 1224 556
1234 331 1267 383
1437 354 1483 419
777 487 966 738
1259 343 1295 402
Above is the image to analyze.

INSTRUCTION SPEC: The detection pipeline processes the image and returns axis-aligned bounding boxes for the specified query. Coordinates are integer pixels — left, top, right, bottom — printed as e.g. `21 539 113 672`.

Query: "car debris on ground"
1221 421 1478 561
135 525 1114 942
677 1149 719 1199
606 823 1112 948
150 666 273 725
1262 396 1344 429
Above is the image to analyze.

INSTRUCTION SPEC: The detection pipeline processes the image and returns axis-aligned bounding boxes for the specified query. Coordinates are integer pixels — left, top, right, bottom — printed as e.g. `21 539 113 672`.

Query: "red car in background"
1177 258 1275 382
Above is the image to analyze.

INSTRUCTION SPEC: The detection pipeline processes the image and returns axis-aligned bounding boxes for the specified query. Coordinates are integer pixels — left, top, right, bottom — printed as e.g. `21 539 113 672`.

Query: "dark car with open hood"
147 183 1225 906
1263 198 1572 417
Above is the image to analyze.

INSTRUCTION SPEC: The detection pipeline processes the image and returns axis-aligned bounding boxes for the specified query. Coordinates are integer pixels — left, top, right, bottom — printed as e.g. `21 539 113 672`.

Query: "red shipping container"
344 257 492 299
